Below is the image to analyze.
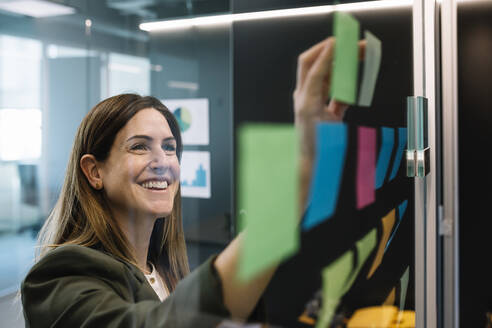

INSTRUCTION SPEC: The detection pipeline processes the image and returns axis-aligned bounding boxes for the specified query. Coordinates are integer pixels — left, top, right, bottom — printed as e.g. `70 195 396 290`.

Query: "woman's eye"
131 144 148 151
163 143 176 153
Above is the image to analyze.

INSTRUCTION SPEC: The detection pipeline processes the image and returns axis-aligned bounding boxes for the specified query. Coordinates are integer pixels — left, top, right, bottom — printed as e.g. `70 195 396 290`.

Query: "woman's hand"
294 37 365 209
294 37 346 124
294 37 366 125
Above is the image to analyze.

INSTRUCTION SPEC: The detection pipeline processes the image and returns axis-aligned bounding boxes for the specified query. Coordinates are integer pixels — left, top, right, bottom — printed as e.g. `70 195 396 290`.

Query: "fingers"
304 37 335 98
322 40 364 121
324 99 349 121
297 38 366 87
294 37 366 123
358 40 367 60
296 37 333 89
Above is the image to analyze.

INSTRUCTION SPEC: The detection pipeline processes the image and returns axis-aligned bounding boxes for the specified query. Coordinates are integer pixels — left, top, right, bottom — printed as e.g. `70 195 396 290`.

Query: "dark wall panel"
233 6 414 327
458 2 492 327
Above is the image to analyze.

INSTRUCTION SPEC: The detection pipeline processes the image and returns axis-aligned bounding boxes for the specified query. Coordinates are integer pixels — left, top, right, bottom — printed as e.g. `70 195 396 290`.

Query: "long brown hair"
36 94 189 290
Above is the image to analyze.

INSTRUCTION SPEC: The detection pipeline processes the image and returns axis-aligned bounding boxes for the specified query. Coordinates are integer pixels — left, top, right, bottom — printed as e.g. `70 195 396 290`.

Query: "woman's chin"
149 207 173 218
139 200 173 218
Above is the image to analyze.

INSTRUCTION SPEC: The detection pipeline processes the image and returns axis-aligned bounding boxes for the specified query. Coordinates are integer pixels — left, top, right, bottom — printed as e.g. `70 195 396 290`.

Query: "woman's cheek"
176 165 180 182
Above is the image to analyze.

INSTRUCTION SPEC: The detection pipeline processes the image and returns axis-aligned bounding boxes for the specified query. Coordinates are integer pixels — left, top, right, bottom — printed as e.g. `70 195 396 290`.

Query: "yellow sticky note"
367 209 396 279
347 306 398 328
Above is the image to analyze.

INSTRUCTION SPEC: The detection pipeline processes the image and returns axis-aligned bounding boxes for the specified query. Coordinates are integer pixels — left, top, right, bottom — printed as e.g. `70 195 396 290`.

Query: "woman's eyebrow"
126 135 152 142
126 135 176 142
163 137 176 142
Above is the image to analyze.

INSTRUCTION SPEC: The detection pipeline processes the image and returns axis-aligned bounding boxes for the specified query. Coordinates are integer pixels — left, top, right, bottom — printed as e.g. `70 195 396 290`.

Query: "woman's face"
99 108 180 221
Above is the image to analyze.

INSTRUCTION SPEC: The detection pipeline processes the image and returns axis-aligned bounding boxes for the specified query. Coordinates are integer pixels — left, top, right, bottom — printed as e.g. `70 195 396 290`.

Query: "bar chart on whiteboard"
180 151 211 199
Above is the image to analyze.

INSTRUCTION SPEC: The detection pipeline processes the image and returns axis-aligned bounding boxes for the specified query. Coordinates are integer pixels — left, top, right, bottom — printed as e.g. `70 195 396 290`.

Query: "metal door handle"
407 96 430 177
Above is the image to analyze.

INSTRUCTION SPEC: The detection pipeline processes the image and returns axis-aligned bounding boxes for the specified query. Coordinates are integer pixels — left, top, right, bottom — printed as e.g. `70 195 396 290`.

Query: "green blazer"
21 245 236 327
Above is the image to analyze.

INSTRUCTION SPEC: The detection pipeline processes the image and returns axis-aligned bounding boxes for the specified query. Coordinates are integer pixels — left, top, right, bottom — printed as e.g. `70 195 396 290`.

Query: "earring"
95 182 102 190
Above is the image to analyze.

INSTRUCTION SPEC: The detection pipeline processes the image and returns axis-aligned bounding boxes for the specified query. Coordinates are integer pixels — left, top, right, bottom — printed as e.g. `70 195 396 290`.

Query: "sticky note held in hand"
331 11 360 104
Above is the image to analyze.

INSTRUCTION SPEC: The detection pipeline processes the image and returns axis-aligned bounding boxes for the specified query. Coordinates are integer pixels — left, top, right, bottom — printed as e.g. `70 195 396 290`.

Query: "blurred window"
0 35 42 298
0 35 42 109
47 44 95 58
0 109 41 161
108 52 150 97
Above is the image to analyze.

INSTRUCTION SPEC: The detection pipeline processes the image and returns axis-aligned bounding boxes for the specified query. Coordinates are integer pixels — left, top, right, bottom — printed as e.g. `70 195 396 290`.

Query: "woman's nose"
149 149 169 173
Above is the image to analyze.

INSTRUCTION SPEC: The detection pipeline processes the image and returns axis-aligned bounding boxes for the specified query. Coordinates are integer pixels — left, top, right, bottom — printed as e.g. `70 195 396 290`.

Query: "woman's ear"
80 154 104 190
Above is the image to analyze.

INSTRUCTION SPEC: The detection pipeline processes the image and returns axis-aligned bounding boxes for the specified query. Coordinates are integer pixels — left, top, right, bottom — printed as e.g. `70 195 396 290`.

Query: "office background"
0 0 491 327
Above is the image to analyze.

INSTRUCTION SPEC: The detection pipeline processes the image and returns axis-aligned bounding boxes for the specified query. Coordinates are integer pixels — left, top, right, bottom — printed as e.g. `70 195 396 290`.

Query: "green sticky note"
345 228 377 291
237 124 299 282
316 228 377 327
399 266 410 311
316 251 354 328
331 11 360 104
358 30 382 107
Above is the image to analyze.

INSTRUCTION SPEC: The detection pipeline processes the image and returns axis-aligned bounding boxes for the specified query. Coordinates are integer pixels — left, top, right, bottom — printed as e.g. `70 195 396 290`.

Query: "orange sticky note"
367 209 396 279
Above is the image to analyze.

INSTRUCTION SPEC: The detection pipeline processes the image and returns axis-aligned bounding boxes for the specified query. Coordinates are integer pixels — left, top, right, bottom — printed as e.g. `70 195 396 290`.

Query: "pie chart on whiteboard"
174 107 192 133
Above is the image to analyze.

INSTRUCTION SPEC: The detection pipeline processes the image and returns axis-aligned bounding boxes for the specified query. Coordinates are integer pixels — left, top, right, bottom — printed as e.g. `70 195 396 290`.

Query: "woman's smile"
139 178 171 190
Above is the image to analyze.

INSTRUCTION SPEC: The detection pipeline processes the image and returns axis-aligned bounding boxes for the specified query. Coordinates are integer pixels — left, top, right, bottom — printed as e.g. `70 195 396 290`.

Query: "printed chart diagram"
162 98 209 145
174 107 192 132
180 151 211 198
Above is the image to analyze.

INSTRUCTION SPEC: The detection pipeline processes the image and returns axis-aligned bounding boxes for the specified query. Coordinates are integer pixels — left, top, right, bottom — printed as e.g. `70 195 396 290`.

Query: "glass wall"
0 0 232 307
0 34 43 298
0 1 420 327
231 2 415 327
148 26 234 270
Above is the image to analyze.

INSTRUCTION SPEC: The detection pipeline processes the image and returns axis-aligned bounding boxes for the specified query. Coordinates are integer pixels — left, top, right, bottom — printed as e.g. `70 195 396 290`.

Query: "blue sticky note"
385 199 408 252
302 122 348 231
375 127 395 189
398 199 408 219
389 128 407 181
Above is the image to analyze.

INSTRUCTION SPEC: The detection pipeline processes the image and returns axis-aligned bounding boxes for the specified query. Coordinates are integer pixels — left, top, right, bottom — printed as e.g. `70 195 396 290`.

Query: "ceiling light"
140 0 412 32
108 62 142 74
0 0 75 18
167 81 199 91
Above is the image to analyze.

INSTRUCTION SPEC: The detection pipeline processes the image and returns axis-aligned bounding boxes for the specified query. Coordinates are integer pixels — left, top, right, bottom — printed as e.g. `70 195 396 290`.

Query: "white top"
144 262 169 301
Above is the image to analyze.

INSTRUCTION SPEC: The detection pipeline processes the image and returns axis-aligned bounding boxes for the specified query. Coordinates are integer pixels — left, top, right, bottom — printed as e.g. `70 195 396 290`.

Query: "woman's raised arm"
214 37 365 321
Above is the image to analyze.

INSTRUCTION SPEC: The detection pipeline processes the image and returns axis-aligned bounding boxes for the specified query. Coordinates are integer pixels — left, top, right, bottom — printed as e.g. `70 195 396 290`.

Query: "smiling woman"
20 36 356 327
79 106 183 278
35 95 189 290
21 94 268 327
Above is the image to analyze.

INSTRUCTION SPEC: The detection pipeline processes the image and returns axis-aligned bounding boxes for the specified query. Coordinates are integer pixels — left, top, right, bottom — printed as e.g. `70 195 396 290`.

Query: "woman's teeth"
141 180 168 190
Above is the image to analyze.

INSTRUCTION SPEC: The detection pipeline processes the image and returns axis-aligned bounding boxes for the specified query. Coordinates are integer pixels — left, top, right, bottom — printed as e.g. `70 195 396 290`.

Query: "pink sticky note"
357 126 376 209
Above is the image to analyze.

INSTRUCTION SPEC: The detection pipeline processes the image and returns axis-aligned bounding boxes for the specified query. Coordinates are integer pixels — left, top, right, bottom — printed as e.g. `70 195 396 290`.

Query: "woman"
21 37 359 327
